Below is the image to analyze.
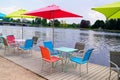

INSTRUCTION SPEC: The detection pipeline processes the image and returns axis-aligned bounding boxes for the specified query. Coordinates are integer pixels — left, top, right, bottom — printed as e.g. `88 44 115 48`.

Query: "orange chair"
39 46 62 72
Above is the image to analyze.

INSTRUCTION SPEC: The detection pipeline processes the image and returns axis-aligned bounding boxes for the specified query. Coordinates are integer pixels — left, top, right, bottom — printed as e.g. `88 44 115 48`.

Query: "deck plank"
0 49 118 80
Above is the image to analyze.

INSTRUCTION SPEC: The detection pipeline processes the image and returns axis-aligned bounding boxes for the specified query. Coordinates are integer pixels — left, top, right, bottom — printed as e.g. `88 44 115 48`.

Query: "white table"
15 39 25 45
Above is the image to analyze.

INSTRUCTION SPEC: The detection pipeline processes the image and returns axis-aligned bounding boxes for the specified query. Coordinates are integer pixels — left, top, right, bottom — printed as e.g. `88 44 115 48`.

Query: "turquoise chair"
19 39 33 54
43 41 59 55
70 48 94 76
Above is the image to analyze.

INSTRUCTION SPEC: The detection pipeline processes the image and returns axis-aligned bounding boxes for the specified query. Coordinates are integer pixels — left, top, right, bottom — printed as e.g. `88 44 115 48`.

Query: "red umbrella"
24 4 82 45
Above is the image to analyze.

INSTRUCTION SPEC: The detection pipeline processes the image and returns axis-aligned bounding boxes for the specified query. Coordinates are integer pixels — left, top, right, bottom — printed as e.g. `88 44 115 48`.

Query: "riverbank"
1 24 120 33
0 56 46 80
78 28 120 33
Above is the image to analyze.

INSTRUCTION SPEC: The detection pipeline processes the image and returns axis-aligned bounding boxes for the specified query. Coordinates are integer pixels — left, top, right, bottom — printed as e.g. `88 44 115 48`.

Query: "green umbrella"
92 2 120 19
6 9 35 18
6 9 35 39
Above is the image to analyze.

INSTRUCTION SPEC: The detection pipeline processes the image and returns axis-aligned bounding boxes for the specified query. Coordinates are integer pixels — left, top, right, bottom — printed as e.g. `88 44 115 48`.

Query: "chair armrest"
78 50 84 53
110 61 119 71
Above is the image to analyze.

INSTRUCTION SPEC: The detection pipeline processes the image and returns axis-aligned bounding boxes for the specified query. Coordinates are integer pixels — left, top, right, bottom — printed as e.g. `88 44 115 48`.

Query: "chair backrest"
24 39 33 48
32 36 38 44
43 41 54 53
2 37 8 46
82 48 94 62
74 42 85 51
110 51 120 67
7 35 15 44
0 37 3 43
39 46 51 61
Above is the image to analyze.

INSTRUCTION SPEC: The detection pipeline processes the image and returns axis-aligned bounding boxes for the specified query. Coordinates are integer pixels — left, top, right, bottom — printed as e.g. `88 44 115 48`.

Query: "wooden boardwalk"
0 48 118 80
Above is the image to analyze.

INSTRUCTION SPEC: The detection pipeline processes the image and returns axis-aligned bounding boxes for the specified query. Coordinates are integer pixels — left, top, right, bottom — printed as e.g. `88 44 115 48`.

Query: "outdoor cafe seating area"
0 34 120 80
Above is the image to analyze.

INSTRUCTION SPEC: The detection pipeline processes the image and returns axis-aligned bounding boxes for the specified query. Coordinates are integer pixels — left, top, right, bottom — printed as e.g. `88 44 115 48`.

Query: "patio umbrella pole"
22 26 23 39
21 18 23 39
51 11 55 47
52 19 55 47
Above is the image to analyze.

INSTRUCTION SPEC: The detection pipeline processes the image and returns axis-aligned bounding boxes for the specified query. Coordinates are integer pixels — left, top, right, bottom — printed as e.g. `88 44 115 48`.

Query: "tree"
34 18 41 27
35 18 41 24
2 18 11 22
80 20 90 28
106 19 117 30
116 19 120 30
16 19 21 23
54 19 60 27
92 20 105 29
60 20 67 28
41 18 47 26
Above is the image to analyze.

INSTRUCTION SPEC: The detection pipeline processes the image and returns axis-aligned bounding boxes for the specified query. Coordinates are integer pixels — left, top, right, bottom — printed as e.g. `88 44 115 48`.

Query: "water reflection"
0 26 120 66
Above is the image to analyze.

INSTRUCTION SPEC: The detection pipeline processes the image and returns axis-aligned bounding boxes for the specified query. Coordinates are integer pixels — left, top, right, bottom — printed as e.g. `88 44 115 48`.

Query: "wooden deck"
0 48 118 80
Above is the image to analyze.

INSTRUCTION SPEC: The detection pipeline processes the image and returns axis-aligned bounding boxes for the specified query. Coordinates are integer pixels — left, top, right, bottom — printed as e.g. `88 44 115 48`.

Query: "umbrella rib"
107 8 120 19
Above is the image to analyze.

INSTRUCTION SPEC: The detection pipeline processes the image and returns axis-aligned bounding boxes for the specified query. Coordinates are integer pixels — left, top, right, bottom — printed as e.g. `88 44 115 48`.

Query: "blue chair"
70 48 94 76
43 41 59 55
19 39 33 54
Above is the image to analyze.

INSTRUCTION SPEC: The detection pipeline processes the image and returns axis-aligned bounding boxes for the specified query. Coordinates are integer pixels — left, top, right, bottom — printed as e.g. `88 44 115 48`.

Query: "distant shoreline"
0 23 120 33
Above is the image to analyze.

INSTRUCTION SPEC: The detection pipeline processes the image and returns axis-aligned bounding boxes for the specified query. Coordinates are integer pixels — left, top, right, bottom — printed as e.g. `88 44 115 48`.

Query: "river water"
0 25 120 66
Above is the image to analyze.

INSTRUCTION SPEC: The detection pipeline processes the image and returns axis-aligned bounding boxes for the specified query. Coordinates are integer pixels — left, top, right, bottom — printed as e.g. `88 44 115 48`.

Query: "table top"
15 39 25 42
54 47 78 53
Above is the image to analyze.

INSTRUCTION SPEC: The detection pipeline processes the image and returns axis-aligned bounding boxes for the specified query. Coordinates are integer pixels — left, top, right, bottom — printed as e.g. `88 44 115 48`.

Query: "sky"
0 0 120 24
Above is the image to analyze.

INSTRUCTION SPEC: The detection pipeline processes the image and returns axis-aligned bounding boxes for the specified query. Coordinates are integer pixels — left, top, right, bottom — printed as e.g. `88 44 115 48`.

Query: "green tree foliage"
66 24 73 28
106 19 120 30
54 19 60 27
16 19 21 23
33 18 41 27
92 19 120 30
2 18 11 22
41 18 47 26
117 19 120 30
60 20 67 28
2 16 120 31
106 19 116 30
48 19 60 27
92 20 105 29
48 20 53 27
35 18 41 24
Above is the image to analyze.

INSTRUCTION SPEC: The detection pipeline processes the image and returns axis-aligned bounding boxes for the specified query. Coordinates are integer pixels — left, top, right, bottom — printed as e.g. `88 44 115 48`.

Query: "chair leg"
29 50 31 54
71 62 77 69
87 63 88 74
117 71 119 80
51 62 54 72
109 67 111 80
4 47 6 55
41 60 44 71
13 47 16 53
79 64 81 77
4 46 6 55
31 50 32 54
52 62 54 68
61 59 64 72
